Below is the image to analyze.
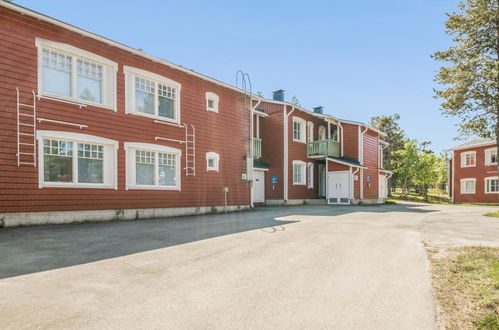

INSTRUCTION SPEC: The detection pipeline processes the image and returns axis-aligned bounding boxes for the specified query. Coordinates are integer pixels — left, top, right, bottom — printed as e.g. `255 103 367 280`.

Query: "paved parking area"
1 202 499 329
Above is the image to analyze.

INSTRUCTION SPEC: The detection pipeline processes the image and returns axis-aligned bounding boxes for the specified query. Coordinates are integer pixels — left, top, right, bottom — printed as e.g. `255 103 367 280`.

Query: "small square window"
206 92 219 113
460 151 476 168
206 152 219 171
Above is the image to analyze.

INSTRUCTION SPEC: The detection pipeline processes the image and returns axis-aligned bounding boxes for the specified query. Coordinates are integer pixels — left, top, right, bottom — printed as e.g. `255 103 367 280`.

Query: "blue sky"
16 0 463 153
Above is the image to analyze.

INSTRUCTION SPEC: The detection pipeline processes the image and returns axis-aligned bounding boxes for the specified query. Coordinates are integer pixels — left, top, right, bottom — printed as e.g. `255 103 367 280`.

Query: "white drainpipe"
338 122 344 156
451 151 455 203
359 126 368 199
283 105 295 202
249 98 261 208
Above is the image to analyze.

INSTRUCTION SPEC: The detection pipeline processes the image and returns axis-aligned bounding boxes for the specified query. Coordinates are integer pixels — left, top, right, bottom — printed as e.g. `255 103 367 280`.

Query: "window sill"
38 92 116 111
41 183 116 189
485 192 499 194
207 108 218 113
460 165 476 168
293 182 306 186
293 139 306 144
128 111 180 125
460 192 476 195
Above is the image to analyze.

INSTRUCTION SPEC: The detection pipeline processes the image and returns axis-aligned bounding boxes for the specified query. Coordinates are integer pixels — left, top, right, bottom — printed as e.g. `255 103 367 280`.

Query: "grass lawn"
485 212 499 218
428 247 499 330
388 188 450 204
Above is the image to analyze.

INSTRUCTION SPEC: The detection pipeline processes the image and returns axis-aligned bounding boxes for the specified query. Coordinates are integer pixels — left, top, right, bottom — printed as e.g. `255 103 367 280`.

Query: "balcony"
253 138 262 159
307 140 340 158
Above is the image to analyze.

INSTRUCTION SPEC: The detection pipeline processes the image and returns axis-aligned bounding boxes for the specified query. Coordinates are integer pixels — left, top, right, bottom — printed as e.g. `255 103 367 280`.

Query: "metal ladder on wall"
16 88 37 167
184 124 196 176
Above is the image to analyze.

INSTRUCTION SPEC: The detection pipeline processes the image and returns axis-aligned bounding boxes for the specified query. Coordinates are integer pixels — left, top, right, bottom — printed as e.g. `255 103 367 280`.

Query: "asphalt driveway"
1 202 499 329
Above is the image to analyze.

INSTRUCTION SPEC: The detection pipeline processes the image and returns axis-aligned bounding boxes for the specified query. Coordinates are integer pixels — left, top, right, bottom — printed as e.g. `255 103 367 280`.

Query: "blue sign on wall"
271 176 278 184
367 175 371 182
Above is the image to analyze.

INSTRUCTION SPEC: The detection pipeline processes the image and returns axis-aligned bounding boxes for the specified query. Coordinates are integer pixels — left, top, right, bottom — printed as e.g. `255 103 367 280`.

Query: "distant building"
448 139 499 204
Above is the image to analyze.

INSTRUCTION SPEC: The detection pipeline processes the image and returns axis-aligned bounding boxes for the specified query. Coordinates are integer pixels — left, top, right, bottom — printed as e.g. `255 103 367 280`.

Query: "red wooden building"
448 139 499 204
251 90 390 205
0 2 388 227
0 2 253 226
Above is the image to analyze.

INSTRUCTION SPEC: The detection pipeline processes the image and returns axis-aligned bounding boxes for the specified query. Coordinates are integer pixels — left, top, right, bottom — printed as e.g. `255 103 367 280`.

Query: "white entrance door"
379 175 387 199
327 171 350 204
253 170 265 203
318 164 326 198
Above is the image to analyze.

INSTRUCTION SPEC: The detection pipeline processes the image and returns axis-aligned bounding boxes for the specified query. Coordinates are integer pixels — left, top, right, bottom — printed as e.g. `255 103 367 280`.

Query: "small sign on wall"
271 176 278 184
367 175 371 182
354 175 359 181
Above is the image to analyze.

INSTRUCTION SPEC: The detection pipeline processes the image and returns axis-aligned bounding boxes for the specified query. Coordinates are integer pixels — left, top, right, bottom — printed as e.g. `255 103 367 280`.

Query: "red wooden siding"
342 123 358 160
362 130 379 200
0 7 251 213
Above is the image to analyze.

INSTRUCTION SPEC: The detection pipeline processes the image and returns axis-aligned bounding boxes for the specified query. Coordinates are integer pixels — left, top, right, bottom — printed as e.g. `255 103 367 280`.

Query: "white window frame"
292 117 306 143
125 142 181 190
460 151 476 168
293 160 306 185
35 38 118 111
124 66 181 124
460 178 476 194
307 162 314 189
206 152 220 172
485 176 499 194
206 92 219 113
485 148 498 166
36 130 118 189
307 122 314 142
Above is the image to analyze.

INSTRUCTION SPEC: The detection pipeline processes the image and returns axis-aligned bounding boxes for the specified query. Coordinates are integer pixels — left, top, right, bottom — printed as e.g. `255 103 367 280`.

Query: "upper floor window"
485 177 499 194
293 160 306 185
206 152 220 171
36 130 118 189
293 117 306 143
206 92 219 113
460 178 476 194
124 66 181 123
460 151 476 168
485 148 498 166
329 124 339 142
125 142 181 190
36 38 117 110
307 122 314 142
318 125 326 141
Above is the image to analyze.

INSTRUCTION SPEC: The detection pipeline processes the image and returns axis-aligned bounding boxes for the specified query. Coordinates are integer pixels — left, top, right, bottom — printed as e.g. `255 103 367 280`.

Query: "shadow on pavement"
0 202 434 279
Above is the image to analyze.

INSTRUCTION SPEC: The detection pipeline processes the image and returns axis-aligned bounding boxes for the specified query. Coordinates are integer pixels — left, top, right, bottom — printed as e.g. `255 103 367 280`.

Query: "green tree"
290 96 301 107
433 0 499 153
370 114 405 195
393 140 419 195
413 152 442 198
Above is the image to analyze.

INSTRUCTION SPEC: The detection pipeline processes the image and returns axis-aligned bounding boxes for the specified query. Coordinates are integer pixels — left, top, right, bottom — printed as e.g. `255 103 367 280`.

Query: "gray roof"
449 138 496 151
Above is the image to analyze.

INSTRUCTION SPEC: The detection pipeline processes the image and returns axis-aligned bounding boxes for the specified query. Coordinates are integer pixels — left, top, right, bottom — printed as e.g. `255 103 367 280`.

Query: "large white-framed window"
125 142 181 190
293 117 306 143
307 162 314 188
206 92 219 113
293 160 306 185
307 122 314 142
460 178 476 194
485 177 499 194
485 148 498 166
36 130 118 189
35 38 117 110
206 152 220 171
460 151 476 168
318 125 326 140
124 66 181 124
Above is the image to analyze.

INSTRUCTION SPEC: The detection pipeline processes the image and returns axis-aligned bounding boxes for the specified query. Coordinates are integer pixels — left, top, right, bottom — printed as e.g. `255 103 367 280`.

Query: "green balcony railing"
253 138 262 159
307 140 340 158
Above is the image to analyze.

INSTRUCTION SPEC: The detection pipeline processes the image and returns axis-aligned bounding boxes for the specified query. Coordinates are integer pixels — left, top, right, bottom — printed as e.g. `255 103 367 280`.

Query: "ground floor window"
125 142 181 190
37 131 117 188
485 177 499 194
293 160 306 185
460 178 476 194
